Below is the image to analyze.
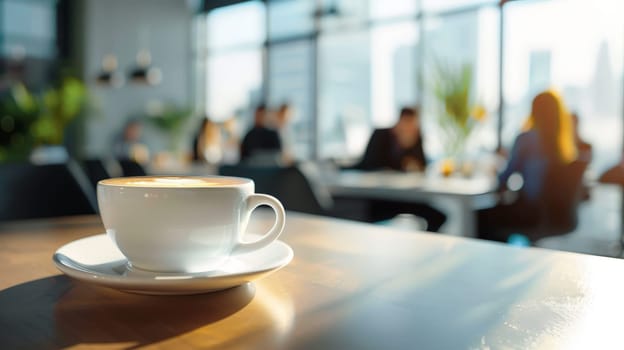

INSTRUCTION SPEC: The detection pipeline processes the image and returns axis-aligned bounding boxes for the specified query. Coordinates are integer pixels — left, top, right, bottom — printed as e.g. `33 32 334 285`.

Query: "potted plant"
431 62 486 176
0 77 88 163
143 100 193 157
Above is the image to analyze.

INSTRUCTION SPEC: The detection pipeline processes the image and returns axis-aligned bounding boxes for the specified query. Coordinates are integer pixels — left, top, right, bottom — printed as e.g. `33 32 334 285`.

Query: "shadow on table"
0 275 255 349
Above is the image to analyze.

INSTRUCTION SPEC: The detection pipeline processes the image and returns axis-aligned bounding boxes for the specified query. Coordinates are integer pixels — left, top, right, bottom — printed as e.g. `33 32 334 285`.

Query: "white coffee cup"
97 176 286 273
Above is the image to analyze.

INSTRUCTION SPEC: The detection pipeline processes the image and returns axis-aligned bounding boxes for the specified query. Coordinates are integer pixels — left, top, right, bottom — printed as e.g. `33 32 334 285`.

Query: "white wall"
82 0 194 156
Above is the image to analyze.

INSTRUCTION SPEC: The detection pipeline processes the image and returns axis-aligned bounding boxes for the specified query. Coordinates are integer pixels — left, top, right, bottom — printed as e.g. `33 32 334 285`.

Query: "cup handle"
233 193 286 255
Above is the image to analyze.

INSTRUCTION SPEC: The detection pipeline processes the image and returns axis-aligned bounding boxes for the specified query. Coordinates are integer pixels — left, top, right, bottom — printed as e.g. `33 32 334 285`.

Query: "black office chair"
118 159 147 177
218 165 331 215
526 160 588 241
78 159 112 189
75 158 115 212
0 162 97 221
598 163 624 256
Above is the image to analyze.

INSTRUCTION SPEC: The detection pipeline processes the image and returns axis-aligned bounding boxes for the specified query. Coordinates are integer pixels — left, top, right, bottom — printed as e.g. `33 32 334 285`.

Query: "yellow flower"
471 105 487 122
440 158 455 177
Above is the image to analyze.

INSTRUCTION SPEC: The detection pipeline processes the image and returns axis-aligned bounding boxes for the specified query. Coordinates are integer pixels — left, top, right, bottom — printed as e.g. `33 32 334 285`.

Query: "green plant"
144 102 193 152
0 78 88 162
432 62 486 157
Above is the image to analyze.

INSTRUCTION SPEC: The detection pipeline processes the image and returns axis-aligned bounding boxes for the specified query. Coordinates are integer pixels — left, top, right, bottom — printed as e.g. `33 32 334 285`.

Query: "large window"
318 30 371 158
268 40 315 159
423 6 499 158
318 0 369 32
503 0 624 172
0 0 56 59
370 0 418 20
206 50 263 121
202 1 265 127
318 20 420 159
196 0 624 166
267 0 315 40
370 21 420 127
421 0 498 13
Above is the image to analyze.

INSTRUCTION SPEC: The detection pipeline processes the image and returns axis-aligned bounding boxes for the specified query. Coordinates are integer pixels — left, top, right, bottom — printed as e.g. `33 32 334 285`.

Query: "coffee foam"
100 176 249 188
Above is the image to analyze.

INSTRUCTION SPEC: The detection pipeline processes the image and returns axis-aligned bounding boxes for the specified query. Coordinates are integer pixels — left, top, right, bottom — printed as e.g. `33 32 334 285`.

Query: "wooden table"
328 170 498 236
2 213 624 349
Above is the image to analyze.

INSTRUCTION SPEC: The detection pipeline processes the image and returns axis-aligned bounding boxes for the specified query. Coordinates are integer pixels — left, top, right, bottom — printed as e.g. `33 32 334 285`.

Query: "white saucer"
53 234 293 295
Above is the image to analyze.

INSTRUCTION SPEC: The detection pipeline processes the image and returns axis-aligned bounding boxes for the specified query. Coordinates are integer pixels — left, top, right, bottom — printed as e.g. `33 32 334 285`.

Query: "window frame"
193 0 624 161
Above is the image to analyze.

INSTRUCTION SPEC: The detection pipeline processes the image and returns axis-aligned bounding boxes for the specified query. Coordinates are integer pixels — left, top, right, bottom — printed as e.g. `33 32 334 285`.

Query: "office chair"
525 160 588 241
78 158 112 189
0 162 97 221
117 159 147 177
218 164 331 215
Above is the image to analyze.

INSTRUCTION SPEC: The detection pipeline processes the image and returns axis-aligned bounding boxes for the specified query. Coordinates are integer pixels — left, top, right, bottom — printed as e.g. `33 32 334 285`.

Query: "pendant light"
128 49 162 86
96 54 124 87
95 4 123 87
128 13 162 86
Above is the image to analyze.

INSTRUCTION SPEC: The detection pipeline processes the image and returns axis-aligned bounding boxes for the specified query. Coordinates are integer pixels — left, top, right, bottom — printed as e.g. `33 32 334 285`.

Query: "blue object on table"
508 233 531 247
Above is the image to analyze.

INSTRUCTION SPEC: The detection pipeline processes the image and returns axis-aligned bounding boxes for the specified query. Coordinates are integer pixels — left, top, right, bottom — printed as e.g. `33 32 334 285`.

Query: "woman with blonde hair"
477 90 578 242
192 117 223 164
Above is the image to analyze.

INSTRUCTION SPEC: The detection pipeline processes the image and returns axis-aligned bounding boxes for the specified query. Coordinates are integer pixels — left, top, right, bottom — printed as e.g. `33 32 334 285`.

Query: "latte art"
100 176 249 188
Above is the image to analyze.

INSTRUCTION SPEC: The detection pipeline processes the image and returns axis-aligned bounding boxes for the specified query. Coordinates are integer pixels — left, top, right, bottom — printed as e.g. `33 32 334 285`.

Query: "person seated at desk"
240 104 282 165
275 103 296 166
354 107 426 172
191 117 223 164
354 106 446 232
571 112 592 163
599 156 624 184
113 119 149 164
571 112 592 200
478 90 579 242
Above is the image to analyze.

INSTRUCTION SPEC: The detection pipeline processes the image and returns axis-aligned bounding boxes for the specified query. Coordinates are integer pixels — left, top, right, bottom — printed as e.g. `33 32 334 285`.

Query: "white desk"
328 170 498 236
144 163 498 237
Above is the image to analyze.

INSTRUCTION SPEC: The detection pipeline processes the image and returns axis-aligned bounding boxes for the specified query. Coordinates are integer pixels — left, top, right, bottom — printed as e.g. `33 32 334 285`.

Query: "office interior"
1 0 623 257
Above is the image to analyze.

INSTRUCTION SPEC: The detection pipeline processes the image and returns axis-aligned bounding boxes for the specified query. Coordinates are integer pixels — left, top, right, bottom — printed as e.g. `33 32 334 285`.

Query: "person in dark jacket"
354 107 446 232
240 104 282 164
355 107 426 172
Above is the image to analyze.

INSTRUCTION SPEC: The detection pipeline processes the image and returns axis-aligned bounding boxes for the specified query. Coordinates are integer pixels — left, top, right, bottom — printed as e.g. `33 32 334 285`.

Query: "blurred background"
1 0 623 255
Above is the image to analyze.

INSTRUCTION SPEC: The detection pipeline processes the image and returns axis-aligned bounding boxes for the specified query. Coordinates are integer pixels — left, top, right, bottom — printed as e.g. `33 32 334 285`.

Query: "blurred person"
477 90 578 242
354 107 446 232
598 147 624 184
113 119 149 163
221 117 241 164
192 117 222 164
571 112 593 200
571 112 593 163
599 157 624 184
275 103 295 165
240 104 282 164
354 107 426 172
